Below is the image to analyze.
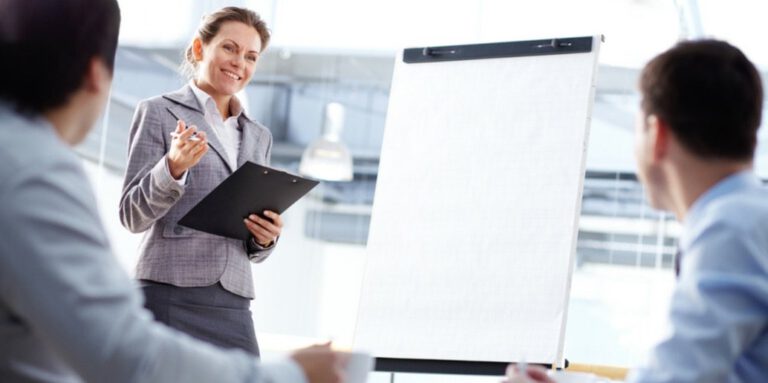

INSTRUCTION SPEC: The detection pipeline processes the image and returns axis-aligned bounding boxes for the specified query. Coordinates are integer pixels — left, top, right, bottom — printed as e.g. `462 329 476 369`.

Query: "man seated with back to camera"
0 0 345 382
506 39 767 383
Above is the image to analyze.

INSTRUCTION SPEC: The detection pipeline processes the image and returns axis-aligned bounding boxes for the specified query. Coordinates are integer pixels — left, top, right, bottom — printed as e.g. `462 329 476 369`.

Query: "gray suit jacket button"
173 226 183 234
170 190 180 197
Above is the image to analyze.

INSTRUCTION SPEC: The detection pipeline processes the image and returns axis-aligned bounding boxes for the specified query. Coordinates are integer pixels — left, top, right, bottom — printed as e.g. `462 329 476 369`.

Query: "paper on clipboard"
178 162 319 241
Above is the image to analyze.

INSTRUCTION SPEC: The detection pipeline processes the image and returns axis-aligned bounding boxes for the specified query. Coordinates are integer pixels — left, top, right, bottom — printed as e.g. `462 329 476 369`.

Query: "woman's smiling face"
194 21 262 99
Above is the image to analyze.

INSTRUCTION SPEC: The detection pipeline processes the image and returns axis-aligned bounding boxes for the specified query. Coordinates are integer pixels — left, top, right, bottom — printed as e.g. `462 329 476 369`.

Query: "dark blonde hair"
181 6 270 79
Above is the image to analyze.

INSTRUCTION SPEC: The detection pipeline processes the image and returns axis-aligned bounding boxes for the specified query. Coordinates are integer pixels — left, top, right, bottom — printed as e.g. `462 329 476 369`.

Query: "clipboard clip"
265 169 299 183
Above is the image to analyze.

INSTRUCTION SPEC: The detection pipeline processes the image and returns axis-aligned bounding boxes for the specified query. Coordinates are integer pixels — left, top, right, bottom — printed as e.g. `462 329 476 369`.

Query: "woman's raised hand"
167 120 208 179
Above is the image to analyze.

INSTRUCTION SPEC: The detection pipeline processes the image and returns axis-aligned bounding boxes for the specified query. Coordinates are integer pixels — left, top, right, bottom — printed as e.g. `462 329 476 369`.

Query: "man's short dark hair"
640 39 763 160
0 0 121 115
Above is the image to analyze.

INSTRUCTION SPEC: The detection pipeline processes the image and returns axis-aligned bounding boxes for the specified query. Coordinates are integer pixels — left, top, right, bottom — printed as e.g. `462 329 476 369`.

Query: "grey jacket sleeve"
0 150 306 383
119 99 186 233
245 236 277 263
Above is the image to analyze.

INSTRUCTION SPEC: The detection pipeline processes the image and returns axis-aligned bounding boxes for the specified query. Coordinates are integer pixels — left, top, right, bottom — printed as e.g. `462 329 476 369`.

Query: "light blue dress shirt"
629 171 768 383
0 105 306 383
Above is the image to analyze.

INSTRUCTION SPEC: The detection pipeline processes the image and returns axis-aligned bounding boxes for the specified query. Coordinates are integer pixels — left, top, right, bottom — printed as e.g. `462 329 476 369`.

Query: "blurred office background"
79 0 768 376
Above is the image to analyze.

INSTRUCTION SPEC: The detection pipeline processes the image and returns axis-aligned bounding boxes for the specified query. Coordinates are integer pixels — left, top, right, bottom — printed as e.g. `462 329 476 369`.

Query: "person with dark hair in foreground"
0 1 344 382
506 39 767 383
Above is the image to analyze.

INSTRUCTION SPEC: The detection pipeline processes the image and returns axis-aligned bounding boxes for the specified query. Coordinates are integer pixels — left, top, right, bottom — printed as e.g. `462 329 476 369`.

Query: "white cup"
342 351 373 383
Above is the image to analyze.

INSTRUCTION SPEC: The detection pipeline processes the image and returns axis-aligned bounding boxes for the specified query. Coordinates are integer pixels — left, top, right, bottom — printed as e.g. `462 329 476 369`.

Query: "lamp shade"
299 102 354 181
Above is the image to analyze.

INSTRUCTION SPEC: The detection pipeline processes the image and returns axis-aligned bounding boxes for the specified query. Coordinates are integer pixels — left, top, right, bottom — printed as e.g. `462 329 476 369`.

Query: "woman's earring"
194 40 203 61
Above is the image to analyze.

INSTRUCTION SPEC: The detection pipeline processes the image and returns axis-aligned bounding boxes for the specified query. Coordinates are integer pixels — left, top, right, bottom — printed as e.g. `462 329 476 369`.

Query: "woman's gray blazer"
119 85 274 299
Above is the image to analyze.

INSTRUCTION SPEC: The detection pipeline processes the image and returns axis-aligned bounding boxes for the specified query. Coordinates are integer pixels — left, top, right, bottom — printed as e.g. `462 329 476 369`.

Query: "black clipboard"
178 162 319 241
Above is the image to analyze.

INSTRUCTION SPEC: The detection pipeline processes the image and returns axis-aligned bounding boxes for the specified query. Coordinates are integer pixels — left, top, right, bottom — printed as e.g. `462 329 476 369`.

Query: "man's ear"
193 38 203 61
647 114 669 161
83 57 111 95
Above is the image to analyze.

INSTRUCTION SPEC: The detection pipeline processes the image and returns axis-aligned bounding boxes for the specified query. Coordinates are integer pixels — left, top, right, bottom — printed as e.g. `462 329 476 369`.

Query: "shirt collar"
680 170 761 247
188 80 245 121
0 102 55 136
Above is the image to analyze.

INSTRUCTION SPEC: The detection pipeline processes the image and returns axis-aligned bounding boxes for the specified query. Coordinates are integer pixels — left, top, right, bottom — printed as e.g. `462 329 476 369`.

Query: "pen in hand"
170 132 202 142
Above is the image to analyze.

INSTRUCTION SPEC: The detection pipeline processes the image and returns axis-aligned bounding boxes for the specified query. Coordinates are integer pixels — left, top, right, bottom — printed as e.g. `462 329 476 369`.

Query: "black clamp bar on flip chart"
404 36 595 64
374 357 565 376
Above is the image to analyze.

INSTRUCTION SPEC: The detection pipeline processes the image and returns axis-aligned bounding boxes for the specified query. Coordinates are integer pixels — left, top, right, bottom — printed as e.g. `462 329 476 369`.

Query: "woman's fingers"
244 212 284 246
264 210 284 229
179 124 197 140
177 131 207 158
243 217 274 244
248 213 282 236
167 123 208 177
192 143 208 160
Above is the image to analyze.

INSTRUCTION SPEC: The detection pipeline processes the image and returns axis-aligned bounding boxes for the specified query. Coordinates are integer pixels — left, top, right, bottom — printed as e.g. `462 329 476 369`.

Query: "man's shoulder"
0 114 76 171
691 185 768 262
684 185 768 276
706 185 768 229
0 111 78 193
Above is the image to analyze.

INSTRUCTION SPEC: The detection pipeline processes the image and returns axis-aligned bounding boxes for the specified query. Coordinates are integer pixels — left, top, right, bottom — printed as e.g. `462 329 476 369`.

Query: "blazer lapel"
163 86 234 173
237 113 265 168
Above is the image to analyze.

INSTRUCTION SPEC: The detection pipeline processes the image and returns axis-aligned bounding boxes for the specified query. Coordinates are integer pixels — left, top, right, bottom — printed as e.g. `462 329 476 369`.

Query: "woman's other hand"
167 119 208 179
244 210 283 247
